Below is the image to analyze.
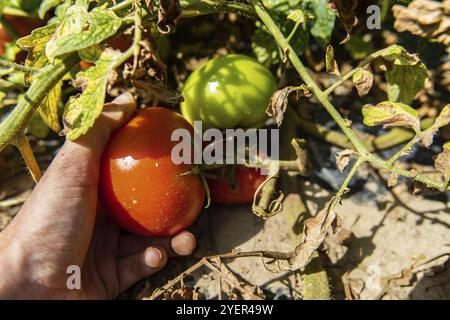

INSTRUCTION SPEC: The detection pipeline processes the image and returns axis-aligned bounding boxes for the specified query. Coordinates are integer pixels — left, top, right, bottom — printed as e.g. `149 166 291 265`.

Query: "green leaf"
307 0 335 47
38 0 64 19
362 101 420 132
443 142 450 151
287 9 305 23
371 45 429 104
63 46 122 140
45 5 122 60
345 35 375 60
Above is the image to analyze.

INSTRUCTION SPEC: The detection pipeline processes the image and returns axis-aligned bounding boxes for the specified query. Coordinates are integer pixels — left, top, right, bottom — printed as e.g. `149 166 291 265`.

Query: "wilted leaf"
335 149 354 173
16 24 58 84
370 45 429 104
325 45 340 76
157 0 181 34
393 0 450 47
362 101 420 132
63 46 122 140
289 198 337 270
266 86 295 127
444 141 450 151
434 148 450 181
352 69 373 96
332 0 358 44
434 104 450 129
46 5 122 60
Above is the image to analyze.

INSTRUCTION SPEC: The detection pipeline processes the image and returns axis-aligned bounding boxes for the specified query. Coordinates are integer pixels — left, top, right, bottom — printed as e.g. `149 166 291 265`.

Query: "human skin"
0 93 196 299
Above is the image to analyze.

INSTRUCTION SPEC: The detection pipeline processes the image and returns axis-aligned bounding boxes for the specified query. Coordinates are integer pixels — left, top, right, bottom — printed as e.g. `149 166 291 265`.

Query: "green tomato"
181 54 277 129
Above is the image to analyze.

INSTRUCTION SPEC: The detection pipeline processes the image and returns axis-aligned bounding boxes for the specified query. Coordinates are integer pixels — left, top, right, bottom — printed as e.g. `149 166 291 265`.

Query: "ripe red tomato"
208 166 267 205
100 107 205 237
0 27 11 55
2 14 43 37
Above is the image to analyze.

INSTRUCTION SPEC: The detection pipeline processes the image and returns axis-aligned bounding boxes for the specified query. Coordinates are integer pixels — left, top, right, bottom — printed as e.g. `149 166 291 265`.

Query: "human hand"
0 93 196 299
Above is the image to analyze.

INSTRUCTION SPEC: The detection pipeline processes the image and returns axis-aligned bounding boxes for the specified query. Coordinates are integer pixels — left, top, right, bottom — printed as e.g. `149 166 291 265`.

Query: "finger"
118 246 167 292
119 231 197 258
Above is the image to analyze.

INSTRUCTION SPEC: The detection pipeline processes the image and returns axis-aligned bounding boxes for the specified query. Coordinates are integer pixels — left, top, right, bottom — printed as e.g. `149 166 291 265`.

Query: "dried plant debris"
393 0 450 46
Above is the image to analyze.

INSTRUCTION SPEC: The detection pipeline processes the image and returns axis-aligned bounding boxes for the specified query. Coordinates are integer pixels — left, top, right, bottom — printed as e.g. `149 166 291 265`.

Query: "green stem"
0 54 79 151
336 158 364 199
180 0 257 19
0 57 39 73
250 0 369 156
324 67 362 97
386 136 418 167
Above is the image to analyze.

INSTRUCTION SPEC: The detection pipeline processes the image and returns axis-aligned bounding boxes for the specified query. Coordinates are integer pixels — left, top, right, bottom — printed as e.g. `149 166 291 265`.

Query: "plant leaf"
38 0 64 19
38 80 63 133
157 0 181 34
335 149 354 173
17 24 58 84
434 148 450 181
352 69 373 96
332 0 359 44
325 45 340 76
266 86 295 127
46 5 122 60
308 0 336 47
63 46 122 140
362 101 420 132
371 45 429 104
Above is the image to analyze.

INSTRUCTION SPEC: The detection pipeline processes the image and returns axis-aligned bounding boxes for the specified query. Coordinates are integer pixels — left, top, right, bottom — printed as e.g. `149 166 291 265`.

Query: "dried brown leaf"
387 172 399 188
434 148 450 181
332 0 359 44
289 198 337 270
326 45 341 76
266 86 295 127
157 0 181 34
335 149 354 173
393 0 450 46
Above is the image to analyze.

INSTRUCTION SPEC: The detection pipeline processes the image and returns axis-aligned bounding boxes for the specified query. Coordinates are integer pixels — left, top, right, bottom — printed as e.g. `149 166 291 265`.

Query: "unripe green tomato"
181 54 277 129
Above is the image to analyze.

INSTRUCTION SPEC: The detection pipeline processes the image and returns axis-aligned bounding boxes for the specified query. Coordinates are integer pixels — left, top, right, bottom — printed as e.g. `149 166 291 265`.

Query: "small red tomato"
208 166 266 205
100 107 205 237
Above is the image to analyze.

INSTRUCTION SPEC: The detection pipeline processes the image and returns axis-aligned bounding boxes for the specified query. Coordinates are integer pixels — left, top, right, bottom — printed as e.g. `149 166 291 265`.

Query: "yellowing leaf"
352 69 373 96
38 80 63 133
325 45 340 76
434 104 450 129
16 24 58 84
362 101 420 132
46 5 122 60
63 46 123 140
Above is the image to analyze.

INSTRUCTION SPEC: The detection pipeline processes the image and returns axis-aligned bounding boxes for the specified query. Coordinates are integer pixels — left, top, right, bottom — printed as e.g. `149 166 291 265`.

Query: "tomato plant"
208 166 266 205
180 54 277 129
99 108 205 237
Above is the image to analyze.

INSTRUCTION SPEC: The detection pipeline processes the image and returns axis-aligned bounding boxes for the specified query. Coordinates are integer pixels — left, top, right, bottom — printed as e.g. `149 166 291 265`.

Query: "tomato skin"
100 108 205 237
208 166 266 205
181 54 277 130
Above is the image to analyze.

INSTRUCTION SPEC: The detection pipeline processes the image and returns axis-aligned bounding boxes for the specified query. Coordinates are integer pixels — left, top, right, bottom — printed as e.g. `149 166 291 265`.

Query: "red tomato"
208 166 266 205
2 14 44 37
100 107 205 237
0 27 11 55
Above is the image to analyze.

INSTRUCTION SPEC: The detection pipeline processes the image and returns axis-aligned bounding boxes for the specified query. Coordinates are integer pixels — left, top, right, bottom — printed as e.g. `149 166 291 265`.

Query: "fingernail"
172 232 197 256
145 248 162 268
112 92 135 106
